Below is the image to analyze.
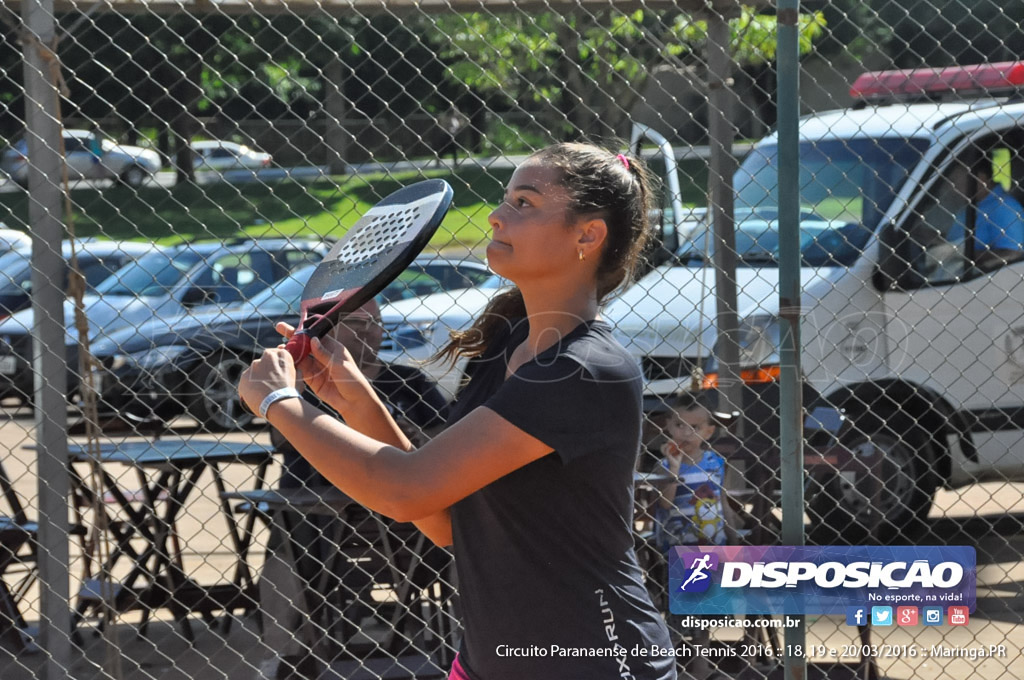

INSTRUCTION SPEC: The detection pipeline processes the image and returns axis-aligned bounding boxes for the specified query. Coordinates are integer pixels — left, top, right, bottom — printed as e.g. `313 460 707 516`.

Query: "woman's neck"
518 282 599 356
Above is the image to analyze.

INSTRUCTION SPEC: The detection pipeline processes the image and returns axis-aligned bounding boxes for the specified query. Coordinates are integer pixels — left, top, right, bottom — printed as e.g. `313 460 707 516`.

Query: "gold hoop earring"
578 249 585 262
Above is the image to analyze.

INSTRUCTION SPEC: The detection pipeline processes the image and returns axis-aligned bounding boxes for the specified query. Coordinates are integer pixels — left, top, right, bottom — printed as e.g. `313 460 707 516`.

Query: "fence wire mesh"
0 1 1022 679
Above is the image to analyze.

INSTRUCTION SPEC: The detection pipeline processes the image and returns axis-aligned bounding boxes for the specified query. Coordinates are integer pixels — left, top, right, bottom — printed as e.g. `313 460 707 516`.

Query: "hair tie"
616 153 630 171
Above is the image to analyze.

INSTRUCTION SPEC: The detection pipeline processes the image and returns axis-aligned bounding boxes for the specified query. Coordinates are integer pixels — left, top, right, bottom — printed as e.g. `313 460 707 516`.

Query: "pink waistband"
448 653 472 680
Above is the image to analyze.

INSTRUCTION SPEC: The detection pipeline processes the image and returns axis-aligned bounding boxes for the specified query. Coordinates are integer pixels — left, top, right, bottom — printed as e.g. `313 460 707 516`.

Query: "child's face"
665 407 716 454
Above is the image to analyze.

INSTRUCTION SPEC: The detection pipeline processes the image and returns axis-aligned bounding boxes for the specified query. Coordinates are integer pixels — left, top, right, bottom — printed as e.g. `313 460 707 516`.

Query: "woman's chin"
486 240 512 262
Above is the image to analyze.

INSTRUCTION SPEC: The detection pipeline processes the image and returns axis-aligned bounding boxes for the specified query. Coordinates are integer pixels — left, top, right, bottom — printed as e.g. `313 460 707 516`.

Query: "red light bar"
850 61 1024 100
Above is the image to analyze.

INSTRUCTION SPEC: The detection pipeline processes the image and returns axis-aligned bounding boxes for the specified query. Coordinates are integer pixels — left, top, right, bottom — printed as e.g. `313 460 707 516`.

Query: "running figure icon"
681 554 714 592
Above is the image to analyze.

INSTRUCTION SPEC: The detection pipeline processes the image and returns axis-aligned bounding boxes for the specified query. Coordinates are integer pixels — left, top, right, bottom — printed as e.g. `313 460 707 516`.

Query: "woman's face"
486 162 578 282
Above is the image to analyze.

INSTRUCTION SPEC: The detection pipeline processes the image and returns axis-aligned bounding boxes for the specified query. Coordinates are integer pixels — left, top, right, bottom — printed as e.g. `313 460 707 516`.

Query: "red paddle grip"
286 332 312 363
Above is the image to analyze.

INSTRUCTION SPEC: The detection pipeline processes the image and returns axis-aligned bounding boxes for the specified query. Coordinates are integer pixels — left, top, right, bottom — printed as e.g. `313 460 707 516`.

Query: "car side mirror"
874 222 910 291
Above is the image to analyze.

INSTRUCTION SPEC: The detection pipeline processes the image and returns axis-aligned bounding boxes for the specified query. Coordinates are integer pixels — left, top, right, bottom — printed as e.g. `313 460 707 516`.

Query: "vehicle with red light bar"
606 61 1024 540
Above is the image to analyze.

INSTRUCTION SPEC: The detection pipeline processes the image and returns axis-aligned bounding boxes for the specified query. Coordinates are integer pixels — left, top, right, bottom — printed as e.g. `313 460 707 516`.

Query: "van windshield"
681 137 930 267
94 250 203 297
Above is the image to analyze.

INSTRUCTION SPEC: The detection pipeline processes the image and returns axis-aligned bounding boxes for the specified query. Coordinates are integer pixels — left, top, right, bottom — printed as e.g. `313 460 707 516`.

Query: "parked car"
0 228 30 254
0 240 158 322
378 256 491 303
379 273 510 399
605 62 1024 539
0 238 327 406
1 129 161 188
89 265 316 430
88 255 489 430
191 140 272 172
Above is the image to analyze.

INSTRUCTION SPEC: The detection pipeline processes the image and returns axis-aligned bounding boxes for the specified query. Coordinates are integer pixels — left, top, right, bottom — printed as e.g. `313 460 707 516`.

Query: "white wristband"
258 387 302 419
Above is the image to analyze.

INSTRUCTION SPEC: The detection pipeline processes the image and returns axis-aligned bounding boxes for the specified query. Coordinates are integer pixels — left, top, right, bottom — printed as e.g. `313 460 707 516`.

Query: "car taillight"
701 365 782 389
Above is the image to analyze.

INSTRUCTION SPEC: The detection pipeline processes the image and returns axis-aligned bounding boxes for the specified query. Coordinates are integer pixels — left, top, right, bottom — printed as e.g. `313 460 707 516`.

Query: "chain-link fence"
0 0 1022 678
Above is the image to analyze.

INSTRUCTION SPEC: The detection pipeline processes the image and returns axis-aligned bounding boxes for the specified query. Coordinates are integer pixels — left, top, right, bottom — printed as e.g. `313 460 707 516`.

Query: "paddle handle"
285 330 312 363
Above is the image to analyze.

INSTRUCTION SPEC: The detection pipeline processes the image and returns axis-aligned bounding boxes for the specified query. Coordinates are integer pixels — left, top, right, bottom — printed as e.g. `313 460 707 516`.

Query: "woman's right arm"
412 509 453 547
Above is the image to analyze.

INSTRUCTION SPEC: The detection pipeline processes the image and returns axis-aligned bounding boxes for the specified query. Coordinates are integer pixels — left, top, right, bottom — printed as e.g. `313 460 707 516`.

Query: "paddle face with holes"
284 179 454 362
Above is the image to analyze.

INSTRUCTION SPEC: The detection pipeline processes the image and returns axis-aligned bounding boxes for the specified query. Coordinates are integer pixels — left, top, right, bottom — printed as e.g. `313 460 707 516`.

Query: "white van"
606 62 1024 535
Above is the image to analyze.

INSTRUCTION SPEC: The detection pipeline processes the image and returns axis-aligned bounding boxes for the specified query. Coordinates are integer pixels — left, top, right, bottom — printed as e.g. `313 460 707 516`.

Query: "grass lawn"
0 159 706 257
0 166 513 257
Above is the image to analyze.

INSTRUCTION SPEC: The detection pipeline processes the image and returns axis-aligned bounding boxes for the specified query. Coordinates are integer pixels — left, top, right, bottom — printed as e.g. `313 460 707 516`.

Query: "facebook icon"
846 607 867 627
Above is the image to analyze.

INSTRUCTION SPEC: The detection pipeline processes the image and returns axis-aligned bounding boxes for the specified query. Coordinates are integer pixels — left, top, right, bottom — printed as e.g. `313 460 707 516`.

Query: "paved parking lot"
0 405 1021 679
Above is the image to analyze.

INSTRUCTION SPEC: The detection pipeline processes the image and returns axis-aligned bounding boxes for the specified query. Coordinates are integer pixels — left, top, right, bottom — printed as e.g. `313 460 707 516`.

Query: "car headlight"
737 313 781 369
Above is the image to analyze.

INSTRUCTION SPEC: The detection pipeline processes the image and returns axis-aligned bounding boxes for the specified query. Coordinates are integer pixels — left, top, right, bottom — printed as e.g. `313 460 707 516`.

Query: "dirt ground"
0 404 1021 680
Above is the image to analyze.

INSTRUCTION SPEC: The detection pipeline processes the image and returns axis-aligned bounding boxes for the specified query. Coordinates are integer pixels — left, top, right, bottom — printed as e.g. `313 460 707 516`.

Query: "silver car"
1 129 161 188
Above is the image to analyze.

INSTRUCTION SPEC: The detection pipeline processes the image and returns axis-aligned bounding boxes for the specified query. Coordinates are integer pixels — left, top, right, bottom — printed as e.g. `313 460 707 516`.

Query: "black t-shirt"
276 362 449 488
446 318 676 680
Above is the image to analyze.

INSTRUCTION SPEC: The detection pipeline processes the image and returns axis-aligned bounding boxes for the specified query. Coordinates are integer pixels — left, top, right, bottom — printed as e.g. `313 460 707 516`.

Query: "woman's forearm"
336 393 413 451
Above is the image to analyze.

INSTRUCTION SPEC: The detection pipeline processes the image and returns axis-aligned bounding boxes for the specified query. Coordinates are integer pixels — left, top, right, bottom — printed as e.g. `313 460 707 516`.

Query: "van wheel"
120 165 148 189
807 419 936 544
188 352 253 431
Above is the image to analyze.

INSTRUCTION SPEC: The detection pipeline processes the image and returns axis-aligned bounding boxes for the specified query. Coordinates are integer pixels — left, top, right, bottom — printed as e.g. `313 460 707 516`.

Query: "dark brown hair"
435 142 656 366
671 390 712 416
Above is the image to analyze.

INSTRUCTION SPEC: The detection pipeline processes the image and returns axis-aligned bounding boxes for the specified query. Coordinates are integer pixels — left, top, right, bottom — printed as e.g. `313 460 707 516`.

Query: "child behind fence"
654 391 737 551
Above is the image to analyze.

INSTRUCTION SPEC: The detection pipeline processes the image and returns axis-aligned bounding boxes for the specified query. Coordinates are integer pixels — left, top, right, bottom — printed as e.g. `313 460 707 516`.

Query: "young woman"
239 143 677 680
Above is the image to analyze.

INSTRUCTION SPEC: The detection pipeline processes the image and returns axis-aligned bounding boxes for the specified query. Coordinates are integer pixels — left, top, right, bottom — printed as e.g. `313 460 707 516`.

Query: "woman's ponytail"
433 286 526 366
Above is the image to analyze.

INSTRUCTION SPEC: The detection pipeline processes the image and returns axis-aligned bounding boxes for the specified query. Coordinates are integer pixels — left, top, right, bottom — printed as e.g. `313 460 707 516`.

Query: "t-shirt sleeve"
482 355 638 465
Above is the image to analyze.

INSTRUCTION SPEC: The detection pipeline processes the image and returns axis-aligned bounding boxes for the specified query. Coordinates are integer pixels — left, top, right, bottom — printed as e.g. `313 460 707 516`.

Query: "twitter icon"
871 606 893 626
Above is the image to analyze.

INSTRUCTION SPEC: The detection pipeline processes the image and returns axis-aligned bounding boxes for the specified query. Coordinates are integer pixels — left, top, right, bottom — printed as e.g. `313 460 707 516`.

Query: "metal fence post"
706 9 743 425
776 0 806 679
21 1 72 677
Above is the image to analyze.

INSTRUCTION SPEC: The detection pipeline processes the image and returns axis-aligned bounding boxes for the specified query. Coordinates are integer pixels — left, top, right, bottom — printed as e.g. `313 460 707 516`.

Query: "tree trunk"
556 19 587 140
171 17 213 185
323 54 349 175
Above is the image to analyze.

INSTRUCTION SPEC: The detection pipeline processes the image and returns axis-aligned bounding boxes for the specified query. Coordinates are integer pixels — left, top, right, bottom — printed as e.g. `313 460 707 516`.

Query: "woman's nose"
488 205 504 231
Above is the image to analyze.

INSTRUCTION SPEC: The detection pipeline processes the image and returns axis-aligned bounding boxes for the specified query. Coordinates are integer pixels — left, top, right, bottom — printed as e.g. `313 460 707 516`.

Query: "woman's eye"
503 194 530 209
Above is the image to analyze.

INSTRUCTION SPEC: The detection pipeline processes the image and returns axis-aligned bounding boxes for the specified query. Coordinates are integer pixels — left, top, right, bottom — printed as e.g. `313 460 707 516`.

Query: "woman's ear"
576 217 608 260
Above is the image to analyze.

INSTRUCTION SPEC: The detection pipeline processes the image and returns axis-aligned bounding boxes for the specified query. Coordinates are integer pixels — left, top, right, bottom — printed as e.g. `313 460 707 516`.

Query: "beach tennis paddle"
284 178 454 363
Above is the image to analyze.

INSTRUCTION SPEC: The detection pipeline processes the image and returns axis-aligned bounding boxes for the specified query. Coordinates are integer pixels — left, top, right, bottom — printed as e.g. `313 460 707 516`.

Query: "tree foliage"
429 7 825 140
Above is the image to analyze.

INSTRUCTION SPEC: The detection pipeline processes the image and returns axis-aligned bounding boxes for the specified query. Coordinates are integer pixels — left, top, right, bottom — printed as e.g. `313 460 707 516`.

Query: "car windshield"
94 250 203 297
680 137 930 267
